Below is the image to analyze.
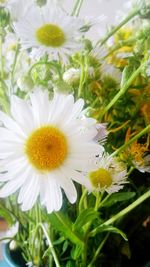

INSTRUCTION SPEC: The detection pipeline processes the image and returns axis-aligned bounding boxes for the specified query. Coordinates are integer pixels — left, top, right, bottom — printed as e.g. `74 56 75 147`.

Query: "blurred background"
62 0 127 40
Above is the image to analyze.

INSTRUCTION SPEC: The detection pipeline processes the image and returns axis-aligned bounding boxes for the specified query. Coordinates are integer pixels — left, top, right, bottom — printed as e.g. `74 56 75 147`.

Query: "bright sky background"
62 0 127 41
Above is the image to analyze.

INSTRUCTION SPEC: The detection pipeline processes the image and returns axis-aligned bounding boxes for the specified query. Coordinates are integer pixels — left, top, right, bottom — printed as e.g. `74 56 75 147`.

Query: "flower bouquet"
0 0 150 266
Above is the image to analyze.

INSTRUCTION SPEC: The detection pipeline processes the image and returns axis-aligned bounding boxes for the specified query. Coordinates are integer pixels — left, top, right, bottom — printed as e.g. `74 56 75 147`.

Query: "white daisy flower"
13 2 83 60
88 154 127 194
0 89 104 213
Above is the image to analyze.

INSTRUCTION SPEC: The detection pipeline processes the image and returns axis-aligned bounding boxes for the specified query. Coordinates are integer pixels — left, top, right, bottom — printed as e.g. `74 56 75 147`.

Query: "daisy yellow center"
36 24 66 47
25 126 68 171
89 168 112 189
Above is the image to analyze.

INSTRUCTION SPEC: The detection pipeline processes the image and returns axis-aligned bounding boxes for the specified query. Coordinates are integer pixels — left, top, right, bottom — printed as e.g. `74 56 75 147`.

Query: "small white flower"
9 240 17 251
0 89 104 213
13 2 83 61
88 154 127 194
134 154 150 173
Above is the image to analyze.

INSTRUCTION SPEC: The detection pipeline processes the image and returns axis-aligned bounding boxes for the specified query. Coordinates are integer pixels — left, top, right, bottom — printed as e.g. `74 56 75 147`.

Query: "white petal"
0 141 23 155
67 98 84 121
70 142 103 156
48 94 67 124
0 128 24 143
0 167 30 198
11 95 34 134
54 169 77 204
0 111 26 137
45 177 62 213
3 156 27 172
0 161 29 182
66 157 97 172
61 167 92 190
30 89 50 127
21 174 40 211
52 95 74 126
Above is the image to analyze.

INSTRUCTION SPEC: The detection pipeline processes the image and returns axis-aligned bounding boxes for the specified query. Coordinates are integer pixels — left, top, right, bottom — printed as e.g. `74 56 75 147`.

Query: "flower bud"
63 68 80 86
9 240 17 251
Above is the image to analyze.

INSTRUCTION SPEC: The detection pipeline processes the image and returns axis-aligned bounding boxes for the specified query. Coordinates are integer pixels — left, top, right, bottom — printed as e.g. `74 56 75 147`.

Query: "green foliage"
101 192 136 207
48 212 84 246
90 225 128 241
73 208 99 231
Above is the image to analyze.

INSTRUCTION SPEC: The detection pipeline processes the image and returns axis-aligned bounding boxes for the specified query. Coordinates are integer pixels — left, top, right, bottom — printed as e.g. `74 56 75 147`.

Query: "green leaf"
53 236 65 245
0 207 14 225
73 208 99 231
71 244 83 260
90 225 128 241
48 212 84 246
102 192 136 207
62 240 69 254
121 65 135 88
66 260 75 267
42 247 51 259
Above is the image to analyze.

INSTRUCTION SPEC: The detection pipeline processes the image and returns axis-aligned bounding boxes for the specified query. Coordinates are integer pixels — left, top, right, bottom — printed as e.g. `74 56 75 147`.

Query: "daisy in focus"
0 89 104 213
13 1 83 60
89 154 127 194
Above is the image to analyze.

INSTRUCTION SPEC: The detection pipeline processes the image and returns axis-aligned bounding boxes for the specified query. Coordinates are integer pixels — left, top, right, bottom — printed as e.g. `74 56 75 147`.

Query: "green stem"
0 26 4 79
99 61 148 120
99 193 111 208
82 192 103 266
102 189 150 226
36 204 42 265
28 61 61 79
94 192 102 211
71 0 84 16
91 189 150 238
103 38 135 59
75 0 84 17
87 233 109 267
11 43 20 91
54 212 84 245
97 8 139 46
111 124 150 158
78 56 85 98
35 223 61 267
79 189 88 212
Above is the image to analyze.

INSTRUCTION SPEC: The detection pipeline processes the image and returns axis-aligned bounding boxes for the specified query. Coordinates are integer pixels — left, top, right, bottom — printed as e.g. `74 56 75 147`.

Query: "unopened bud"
63 68 80 86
